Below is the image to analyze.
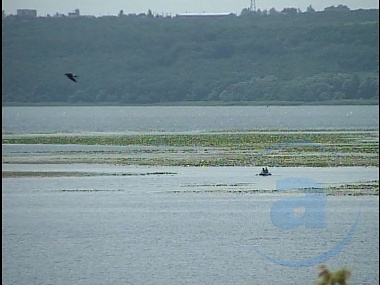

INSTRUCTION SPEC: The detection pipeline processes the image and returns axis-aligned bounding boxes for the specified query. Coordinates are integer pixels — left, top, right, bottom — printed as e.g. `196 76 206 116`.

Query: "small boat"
258 167 271 176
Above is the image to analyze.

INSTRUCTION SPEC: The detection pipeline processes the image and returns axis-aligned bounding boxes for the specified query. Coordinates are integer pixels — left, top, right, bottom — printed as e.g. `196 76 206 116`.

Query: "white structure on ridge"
250 0 256 12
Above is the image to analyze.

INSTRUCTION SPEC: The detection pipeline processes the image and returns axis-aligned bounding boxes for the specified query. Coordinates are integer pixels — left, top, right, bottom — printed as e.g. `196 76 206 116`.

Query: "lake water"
2 165 379 285
2 105 379 134
2 106 379 284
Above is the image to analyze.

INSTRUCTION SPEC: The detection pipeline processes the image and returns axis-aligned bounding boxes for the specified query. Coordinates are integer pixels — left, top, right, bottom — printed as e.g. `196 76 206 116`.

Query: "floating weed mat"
167 180 379 196
182 182 255 187
2 171 177 178
57 189 126 192
3 131 378 167
166 189 279 194
3 131 377 147
325 180 379 196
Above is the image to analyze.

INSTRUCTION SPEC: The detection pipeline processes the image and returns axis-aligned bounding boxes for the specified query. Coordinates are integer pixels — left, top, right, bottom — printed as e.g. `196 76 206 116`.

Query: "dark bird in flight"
65 73 78 82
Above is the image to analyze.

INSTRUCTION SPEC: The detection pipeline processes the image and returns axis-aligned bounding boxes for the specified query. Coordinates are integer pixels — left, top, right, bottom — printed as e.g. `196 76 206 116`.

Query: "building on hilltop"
175 12 234 18
68 9 80 17
17 9 37 17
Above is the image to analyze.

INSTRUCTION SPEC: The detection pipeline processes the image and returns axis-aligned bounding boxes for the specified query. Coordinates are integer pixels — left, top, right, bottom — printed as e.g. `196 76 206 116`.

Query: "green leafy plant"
315 264 352 285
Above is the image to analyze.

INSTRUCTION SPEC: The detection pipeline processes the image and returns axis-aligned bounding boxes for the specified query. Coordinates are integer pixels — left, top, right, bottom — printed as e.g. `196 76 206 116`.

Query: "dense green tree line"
2 8 379 104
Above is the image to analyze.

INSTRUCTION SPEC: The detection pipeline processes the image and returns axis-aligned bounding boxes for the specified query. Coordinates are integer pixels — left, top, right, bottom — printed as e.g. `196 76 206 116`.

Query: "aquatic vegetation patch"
2 171 177 178
324 180 379 195
168 189 278 194
182 182 255 188
2 131 378 167
168 180 379 196
58 189 126 192
3 131 375 147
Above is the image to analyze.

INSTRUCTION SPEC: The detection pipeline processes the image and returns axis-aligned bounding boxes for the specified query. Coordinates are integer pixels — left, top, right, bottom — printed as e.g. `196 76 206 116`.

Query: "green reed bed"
2 131 378 167
2 131 377 147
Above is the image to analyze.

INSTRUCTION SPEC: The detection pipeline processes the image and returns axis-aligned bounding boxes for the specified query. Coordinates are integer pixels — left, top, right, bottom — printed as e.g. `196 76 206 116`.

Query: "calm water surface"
2 105 379 134
2 166 379 285
2 106 379 284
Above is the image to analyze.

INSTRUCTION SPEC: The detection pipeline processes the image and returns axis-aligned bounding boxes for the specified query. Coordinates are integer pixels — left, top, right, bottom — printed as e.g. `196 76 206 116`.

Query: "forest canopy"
2 7 379 105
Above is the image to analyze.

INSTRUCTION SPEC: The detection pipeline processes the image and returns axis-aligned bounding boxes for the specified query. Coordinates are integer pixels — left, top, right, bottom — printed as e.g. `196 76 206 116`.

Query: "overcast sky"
2 0 379 17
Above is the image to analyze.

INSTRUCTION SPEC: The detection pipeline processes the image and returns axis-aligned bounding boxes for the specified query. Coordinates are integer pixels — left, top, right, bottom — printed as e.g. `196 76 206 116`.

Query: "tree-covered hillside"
2 8 379 104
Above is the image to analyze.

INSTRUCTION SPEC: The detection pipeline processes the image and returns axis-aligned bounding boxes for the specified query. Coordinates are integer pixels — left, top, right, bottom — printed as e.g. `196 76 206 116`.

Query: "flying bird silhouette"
65 73 78 82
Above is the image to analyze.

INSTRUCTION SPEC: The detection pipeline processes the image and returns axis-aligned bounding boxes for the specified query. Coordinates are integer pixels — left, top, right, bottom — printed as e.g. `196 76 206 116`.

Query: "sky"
2 0 379 17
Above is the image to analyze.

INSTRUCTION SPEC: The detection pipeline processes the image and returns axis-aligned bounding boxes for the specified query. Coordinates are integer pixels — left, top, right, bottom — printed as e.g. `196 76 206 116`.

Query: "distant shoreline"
2 99 379 107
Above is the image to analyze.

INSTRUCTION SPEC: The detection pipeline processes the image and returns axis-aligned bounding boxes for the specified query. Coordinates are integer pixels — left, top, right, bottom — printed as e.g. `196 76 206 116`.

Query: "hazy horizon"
2 0 379 17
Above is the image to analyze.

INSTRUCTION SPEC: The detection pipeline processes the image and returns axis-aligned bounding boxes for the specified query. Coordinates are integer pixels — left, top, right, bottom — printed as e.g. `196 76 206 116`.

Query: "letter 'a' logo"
271 177 327 229
251 142 361 267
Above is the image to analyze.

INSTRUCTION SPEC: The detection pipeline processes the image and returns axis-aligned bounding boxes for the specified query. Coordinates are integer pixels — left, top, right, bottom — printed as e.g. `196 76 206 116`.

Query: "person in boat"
261 167 269 174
